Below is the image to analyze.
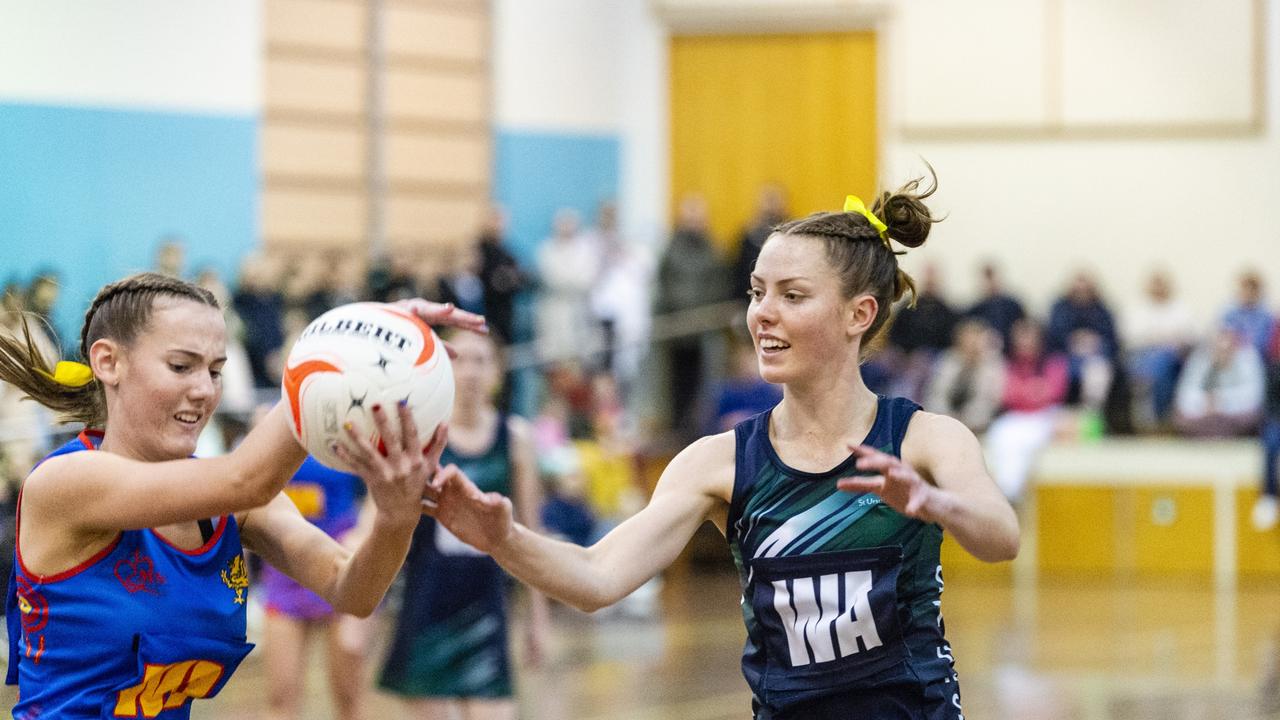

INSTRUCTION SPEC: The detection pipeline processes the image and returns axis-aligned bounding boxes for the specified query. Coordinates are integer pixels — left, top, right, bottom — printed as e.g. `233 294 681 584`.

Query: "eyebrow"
750 275 811 285
168 349 228 364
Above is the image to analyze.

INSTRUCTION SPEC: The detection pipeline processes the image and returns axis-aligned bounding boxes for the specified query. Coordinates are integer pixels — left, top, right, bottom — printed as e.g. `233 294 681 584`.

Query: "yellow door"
670 32 878 254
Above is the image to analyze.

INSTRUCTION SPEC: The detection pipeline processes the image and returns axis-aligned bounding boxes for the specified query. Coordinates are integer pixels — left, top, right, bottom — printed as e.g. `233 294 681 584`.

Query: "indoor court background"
3 1 1280 719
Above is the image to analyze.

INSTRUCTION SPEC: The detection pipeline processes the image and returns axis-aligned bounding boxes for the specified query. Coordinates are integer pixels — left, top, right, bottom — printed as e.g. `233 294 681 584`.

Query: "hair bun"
873 165 939 250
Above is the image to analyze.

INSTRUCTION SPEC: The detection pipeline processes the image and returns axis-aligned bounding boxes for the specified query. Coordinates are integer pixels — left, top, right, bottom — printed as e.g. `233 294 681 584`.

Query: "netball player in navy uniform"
426 175 1020 719
0 273 482 719
380 331 548 720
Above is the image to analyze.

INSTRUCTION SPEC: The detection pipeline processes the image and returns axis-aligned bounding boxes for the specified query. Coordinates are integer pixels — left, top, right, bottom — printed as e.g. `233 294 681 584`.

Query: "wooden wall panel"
265 58 365 116
386 193 487 245
262 123 365 181
265 0 366 53
386 4 486 64
386 69 487 125
386 131 489 186
263 188 368 243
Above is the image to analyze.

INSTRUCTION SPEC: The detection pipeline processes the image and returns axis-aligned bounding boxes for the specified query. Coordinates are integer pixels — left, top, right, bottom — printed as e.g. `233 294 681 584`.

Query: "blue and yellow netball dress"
729 397 963 720
379 417 514 699
5 430 254 719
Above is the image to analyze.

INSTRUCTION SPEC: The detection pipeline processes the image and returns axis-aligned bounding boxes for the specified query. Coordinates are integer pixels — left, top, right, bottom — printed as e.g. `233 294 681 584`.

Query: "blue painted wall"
0 102 258 349
493 129 620 266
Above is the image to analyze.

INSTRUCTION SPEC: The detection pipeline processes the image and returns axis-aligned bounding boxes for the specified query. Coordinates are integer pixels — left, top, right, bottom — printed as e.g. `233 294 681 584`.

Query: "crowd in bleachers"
3 193 1280 566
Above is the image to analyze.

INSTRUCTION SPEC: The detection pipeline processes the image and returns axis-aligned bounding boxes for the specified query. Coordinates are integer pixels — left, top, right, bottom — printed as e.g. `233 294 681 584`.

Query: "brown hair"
768 168 940 353
0 272 219 427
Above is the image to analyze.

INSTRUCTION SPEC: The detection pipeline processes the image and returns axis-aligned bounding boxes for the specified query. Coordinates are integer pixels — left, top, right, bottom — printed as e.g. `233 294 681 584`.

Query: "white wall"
617 0 1280 329
0 0 260 114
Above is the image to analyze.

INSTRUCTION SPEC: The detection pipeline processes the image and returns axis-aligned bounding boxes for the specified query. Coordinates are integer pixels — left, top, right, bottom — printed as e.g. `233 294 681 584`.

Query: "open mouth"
174 412 202 426
759 338 791 354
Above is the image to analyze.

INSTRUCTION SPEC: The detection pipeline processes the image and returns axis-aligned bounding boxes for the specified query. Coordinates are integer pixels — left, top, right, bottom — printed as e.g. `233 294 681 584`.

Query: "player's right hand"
421 463 515 554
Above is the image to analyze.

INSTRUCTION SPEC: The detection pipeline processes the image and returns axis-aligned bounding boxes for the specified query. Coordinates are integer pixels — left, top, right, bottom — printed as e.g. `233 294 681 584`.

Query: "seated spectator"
705 337 782 433
886 262 957 401
986 319 1070 503
1173 327 1265 438
1222 270 1275 357
539 445 596 547
1047 271 1119 408
1253 355 1280 530
1124 271 1196 428
967 262 1026 353
924 319 1005 433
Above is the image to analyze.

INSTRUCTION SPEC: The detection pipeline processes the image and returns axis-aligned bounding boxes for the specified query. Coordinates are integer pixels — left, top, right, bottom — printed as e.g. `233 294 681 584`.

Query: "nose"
189 370 217 403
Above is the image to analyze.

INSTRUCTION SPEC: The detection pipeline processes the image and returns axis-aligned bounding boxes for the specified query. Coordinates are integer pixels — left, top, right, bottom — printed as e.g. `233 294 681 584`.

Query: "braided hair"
0 272 218 426
767 168 940 356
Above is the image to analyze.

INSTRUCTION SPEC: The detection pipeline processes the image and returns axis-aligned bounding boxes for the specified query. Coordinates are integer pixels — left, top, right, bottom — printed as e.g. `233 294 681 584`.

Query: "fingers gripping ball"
282 302 454 472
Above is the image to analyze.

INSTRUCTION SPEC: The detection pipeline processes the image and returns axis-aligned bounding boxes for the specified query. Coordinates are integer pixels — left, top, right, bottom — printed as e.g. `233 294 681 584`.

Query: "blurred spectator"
435 245 486 317
966 262 1025 353
476 205 530 344
1124 271 1196 428
366 252 418 303
986 319 1069 503
193 266 254 421
1222 270 1275 356
887 262 957 401
232 254 286 389
536 208 601 363
1252 356 1280 531
153 236 185 278
300 249 363 320
588 201 653 388
1173 327 1265 438
705 334 782 433
539 445 596 547
1046 272 1119 408
731 184 788 300
26 271 62 353
656 194 731 436
924 319 1005 433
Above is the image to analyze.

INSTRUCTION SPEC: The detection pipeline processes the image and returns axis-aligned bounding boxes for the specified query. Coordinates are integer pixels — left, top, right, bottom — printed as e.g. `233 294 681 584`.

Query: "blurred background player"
379 330 548 720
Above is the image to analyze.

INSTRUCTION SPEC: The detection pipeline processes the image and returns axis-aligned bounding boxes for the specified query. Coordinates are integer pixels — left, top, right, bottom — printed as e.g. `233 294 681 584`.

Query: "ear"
846 293 879 339
89 338 123 387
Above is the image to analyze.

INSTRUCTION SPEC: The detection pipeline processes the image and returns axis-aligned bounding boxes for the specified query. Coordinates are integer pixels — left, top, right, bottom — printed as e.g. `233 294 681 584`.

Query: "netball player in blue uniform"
426 175 1020 719
380 331 548 720
0 273 482 719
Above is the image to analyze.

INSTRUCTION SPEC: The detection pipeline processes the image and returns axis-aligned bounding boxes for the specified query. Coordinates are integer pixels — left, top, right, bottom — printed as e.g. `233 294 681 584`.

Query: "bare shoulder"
659 429 736 504
901 411 981 465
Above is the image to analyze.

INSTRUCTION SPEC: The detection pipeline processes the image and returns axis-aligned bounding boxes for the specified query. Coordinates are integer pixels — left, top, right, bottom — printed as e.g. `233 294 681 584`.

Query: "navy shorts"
752 678 963 720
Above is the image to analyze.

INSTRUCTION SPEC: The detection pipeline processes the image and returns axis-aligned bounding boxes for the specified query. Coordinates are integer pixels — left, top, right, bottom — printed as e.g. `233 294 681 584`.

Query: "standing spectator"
731 183 788 300
1222 270 1275 356
536 208 601 364
1252 354 1280 530
656 194 730 436
232 254 287 389
1124 271 1196 428
986 319 1070 502
589 200 653 389
435 245 486 317
967 262 1026 352
925 319 1006 433
476 205 529 344
1173 327 1265 438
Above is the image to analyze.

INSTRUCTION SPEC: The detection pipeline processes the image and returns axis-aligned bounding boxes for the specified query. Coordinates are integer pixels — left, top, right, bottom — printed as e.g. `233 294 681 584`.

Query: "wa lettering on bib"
750 546 907 693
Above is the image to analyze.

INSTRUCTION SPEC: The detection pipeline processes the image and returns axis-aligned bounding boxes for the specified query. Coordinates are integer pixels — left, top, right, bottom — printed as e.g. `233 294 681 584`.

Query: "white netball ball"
282 302 453 472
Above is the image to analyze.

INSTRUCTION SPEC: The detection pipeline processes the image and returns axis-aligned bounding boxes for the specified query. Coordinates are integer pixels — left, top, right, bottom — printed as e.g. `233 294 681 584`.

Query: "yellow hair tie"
38 361 95 388
843 195 889 242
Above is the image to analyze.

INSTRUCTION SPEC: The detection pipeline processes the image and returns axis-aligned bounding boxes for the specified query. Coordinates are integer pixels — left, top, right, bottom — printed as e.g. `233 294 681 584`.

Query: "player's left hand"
836 444 940 524
335 402 447 529
392 299 488 359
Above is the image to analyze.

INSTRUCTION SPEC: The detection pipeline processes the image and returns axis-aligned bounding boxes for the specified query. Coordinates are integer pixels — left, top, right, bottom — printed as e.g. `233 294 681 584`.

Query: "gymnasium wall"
0 0 260 344
635 0 1280 328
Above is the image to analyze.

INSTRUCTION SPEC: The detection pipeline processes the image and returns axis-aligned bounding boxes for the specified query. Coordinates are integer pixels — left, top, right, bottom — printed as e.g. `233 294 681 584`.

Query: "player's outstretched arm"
837 412 1019 562
427 433 732 613
243 403 447 617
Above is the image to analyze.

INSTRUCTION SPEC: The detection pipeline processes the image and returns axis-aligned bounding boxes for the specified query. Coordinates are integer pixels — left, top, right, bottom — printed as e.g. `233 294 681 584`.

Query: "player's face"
449 332 501 408
116 298 226 460
746 234 852 385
